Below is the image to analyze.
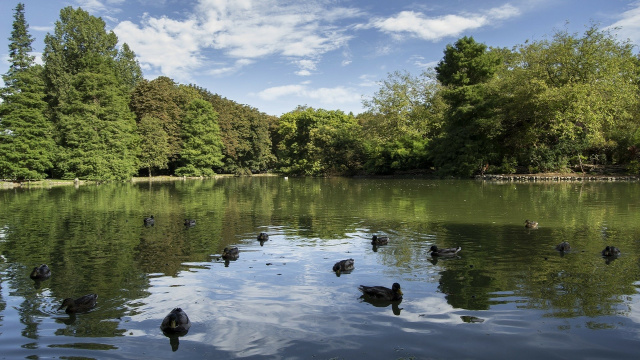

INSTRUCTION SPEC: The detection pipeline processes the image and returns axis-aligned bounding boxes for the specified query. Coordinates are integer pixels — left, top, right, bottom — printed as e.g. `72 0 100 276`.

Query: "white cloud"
366 4 521 41
358 74 378 87
74 0 123 15
606 3 640 45
256 84 307 101
207 58 255 76
114 15 204 82
410 55 438 69
30 26 54 32
294 59 317 76
112 0 362 82
256 83 361 105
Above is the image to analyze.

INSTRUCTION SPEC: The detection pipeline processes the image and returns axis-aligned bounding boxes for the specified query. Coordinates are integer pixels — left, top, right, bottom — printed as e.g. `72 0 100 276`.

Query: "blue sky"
1 0 639 116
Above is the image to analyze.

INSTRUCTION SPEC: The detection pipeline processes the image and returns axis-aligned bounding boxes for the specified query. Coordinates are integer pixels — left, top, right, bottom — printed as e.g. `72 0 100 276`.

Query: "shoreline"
2 171 638 189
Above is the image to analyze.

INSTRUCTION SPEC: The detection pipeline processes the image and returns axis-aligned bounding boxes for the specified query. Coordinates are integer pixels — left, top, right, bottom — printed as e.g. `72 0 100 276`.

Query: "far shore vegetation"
2 4 640 184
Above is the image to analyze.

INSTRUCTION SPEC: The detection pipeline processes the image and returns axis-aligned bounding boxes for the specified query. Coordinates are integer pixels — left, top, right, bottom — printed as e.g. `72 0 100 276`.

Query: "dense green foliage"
1 4 639 180
191 87 275 175
175 99 224 176
277 107 362 175
0 3 55 180
43 6 139 180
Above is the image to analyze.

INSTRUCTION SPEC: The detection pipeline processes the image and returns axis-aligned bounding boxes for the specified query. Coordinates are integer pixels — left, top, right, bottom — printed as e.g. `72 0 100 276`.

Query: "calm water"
1 177 640 359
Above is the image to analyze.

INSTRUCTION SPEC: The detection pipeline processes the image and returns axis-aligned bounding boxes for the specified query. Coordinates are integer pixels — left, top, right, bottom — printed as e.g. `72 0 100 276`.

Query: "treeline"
1 4 640 181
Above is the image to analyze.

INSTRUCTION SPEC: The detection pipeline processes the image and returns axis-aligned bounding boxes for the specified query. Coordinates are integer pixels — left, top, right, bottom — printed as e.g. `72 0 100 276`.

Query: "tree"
277 107 362 175
432 36 502 176
0 3 55 180
360 70 446 174
190 86 274 174
137 115 170 177
130 77 184 170
116 43 143 91
493 25 640 172
43 7 139 180
175 99 224 176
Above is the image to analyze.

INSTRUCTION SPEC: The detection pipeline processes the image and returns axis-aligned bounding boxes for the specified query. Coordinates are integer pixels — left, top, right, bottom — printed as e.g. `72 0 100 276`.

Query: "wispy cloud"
363 4 521 41
113 0 362 82
207 59 255 76
115 15 204 82
255 83 361 106
74 0 123 15
605 2 640 45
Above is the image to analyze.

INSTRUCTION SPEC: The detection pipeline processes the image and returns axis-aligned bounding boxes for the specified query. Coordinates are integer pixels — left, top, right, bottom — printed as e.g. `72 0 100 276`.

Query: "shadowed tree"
43 6 139 180
0 3 55 180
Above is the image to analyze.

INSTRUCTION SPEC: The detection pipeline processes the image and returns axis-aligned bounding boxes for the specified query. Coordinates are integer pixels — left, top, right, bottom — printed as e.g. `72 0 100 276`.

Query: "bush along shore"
476 174 639 182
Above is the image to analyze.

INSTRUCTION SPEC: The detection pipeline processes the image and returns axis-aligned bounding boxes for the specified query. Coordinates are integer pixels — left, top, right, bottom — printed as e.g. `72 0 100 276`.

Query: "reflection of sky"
121 227 640 357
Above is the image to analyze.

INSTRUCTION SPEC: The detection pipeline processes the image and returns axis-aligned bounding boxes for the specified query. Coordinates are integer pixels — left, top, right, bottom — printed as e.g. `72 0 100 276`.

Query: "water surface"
1 178 639 359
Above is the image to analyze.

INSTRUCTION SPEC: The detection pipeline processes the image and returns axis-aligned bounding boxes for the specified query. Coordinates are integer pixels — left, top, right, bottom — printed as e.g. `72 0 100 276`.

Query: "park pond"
1 177 640 359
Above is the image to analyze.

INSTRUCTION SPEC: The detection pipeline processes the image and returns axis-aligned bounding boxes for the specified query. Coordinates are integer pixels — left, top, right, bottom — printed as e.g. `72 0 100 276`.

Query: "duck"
555 242 571 252
144 215 155 226
58 294 98 314
371 235 389 246
429 245 461 257
524 219 538 229
257 232 269 241
332 259 355 274
358 283 403 301
601 246 621 257
160 308 191 334
29 264 51 280
221 246 239 260
184 219 196 227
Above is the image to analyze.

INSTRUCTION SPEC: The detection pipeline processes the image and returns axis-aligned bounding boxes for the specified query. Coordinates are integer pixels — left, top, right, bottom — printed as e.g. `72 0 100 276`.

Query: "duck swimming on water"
601 246 621 257
29 264 51 280
556 242 571 252
58 294 98 314
429 245 461 257
358 283 403 301
222 246 239 260
144 215 155 226
161 308 191 334
332 259 354 274
371 235 389 246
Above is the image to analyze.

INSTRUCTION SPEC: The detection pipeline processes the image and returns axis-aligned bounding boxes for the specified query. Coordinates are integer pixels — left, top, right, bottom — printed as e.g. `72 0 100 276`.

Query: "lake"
1 177 640 359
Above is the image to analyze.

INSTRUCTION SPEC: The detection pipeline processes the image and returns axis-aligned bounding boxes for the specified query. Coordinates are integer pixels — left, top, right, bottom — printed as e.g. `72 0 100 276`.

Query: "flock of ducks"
27 217 622 337
526 219 622 258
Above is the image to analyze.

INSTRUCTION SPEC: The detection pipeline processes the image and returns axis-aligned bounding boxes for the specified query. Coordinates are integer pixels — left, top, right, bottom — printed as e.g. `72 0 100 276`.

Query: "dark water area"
1 177 639 359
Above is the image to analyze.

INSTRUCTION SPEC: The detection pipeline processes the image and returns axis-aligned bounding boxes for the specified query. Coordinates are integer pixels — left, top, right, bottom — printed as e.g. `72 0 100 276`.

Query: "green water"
1 177 639 359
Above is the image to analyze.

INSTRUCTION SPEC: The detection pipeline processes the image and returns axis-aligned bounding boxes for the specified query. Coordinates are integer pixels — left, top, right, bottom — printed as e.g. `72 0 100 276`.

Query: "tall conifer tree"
0 3 55 180
43 6 140 180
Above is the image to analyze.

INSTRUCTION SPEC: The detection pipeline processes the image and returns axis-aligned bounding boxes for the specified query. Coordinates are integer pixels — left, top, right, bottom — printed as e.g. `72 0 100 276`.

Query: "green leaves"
0 4 55 181
175 99 224 176
43 6 138 180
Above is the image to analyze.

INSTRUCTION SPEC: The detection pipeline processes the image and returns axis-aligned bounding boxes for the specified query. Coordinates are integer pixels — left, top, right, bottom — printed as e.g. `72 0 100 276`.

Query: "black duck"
429 245 461 257
332 259 355 274
556 242 571 252
29 264 51 280
144 215 155 226
222 246 239 260
602 246 621 257
371 235 388 246
161 307 191 334
58 294 98 314
358 283 403 301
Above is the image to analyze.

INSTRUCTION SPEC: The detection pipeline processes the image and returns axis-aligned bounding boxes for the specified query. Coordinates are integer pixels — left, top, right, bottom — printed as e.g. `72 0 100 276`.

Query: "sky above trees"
0 0 639 116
